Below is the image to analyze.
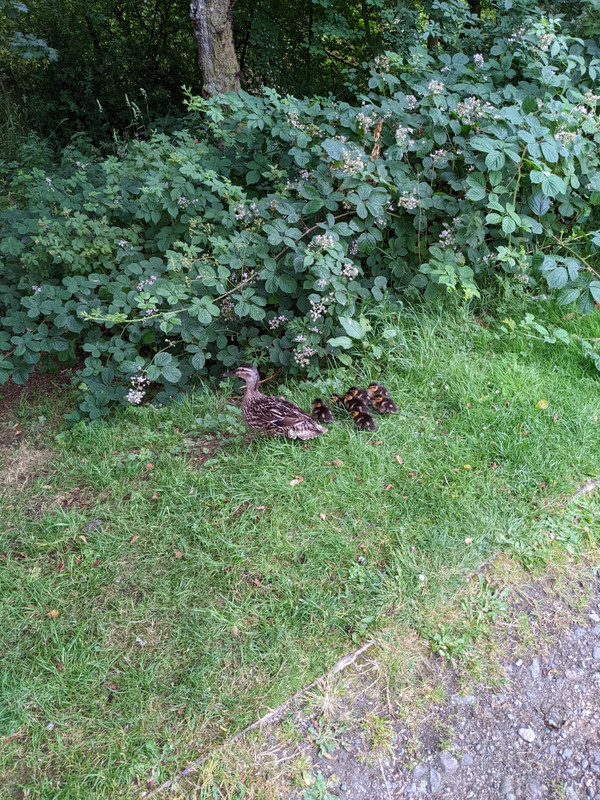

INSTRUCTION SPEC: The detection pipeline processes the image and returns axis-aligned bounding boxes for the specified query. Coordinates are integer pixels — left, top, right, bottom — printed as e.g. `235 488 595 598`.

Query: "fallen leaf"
385 484 394 491
319 513 326 520
255 505 266 511
492 461 498 470
465 537 473 544
42 484 52 490
536 399 548 410
46 609 59 620
289 475 304 486
174 550 183 558
55 661 63 671
130 535 139 544
145 463 154 470
92 559 100 567
553 413 559 422
151 492 160 499
79 535 88 543
408 470 416 478
395 455 403 464
56 562 65 574
355 477 363 483
326 459 344 466
463 464 472 470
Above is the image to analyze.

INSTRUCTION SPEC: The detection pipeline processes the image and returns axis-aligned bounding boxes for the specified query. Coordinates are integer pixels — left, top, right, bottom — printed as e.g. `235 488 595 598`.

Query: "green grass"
2 304 600 799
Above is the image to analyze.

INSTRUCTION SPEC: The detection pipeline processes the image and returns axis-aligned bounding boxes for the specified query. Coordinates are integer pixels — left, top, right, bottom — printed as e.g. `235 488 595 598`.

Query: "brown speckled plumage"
312 398 334 423
223 365 327 440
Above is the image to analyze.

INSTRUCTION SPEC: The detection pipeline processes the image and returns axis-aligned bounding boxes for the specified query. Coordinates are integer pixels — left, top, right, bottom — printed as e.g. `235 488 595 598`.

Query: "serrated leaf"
502 216 516 234
322 139 347 161
161 365 182 383
485 151 506 171
545 267 568 289
528 193 550 216
589 281 600 304
541 173 566 198
540 140 558 163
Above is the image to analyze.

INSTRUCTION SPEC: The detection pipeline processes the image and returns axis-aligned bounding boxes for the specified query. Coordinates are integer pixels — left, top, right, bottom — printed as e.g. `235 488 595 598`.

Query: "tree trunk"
190 0 241 97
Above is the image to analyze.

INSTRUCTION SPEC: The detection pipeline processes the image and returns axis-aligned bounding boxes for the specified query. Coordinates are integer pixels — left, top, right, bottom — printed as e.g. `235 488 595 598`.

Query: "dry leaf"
395 455 403 464
46 609 59 620
319 513 326 520
536 399 548 410
78 535 88 543
56 562 64 574
463 464 472 470
465 537 473 544
289 475 304 486
408 470 416 478
145 463 154 470
174 550 183 558
326 459 344 466
385 484 394 491
255 505 266 511
130 535 139 544
92 559 100 567
151 492 160 499
553 413 559 422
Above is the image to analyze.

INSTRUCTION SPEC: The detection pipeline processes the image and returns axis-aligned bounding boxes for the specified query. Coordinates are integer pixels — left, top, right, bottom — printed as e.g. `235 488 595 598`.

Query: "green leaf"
278 274 298 293
485 151 506 171
528 193 550 216
540 140 558 163
589 281 600 304
545 267 568 289
540 173 566 197
328 336 352 349
501 216 516 234
161 365 182 383
522 95 538 113
154 352 173 367
339 317 365 339
322 139 347 161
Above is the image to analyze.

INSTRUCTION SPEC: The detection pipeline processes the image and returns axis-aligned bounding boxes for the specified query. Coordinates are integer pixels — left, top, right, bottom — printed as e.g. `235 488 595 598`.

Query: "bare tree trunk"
190 0 241 97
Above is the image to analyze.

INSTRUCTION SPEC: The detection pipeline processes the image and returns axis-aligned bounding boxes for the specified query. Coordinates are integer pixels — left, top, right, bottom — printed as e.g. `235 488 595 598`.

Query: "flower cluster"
554 128 580 146
136 275 157 292
473 54 484 68
356 112 374 131
397 192 419 210
395 125 415 148
31 285 42 294
310 234 335 251
437 225 455 248
507 26 527 43
455 96 496 126
538 32 553 51
341 148 365 175
220 297 235 320
234 202 259 222
293 344 316 367
405 94 418 110
309 293 334 322
269 314 288 330
126 371 150 405
177 196 189 209
373 55 390 73
432 149 449 165
341 262 359 279
427 80 445 95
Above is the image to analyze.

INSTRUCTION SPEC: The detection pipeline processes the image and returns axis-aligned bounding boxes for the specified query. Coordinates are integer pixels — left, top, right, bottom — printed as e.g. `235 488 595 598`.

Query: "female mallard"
223 364 327 440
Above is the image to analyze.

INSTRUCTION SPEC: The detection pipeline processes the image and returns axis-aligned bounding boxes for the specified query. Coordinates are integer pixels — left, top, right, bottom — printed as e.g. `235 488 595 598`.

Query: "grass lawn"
2 304 600 799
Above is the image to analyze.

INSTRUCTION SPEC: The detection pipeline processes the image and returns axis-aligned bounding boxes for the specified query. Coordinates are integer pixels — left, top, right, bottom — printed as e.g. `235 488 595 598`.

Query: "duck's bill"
222 370 236 378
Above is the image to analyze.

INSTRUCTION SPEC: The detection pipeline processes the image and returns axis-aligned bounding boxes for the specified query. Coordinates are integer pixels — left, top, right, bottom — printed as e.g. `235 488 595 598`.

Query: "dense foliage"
1 14 600 419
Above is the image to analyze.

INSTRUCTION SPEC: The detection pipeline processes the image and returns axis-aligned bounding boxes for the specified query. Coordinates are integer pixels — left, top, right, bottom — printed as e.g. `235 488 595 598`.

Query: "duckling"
367 382 390 400
343 393 370 415
222 364 327 440
312 398 334 423
330 393 346 409
351 409 377 431
372 394 398 414
346 386 369 403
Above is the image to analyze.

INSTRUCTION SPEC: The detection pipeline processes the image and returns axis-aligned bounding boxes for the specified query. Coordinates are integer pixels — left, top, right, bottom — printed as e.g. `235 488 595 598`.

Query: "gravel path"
288 570 600 800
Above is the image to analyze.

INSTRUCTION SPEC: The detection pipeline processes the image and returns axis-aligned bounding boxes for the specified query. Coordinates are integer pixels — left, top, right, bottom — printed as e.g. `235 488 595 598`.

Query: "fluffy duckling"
346 386 369 403
351 409 377 431
367 382 390 400
312 398 334 423
330 393 346 409
343 393 370 414
372 394 398 414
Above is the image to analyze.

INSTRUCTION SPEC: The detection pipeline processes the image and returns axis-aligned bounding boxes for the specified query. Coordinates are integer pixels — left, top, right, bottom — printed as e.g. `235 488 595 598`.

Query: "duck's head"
222 364 260 389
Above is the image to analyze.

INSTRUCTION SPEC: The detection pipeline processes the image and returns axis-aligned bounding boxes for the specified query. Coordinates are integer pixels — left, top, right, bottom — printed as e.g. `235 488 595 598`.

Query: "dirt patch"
186 434 229 468
0 367 74 418
0 441 53 489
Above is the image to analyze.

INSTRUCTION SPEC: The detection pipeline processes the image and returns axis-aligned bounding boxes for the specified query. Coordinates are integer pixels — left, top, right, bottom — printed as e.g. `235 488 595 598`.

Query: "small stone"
430 767 442 793
413 766 427 780
506 795 516 800
582 759 589 769
519 728 536 743
84 518 103 532
500 775 513 794
530 658 541 679
593 644 600 660
439 752 459 775
563 748 573 759
340 785 347 793
590 612 600 623
516 659 523 666
462 754 473 766
451 694 476 706
574 627 587 639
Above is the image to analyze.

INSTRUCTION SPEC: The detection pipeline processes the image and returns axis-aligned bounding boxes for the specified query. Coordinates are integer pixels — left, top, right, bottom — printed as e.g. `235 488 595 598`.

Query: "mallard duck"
223 365 327 440
312 398 334 423
372 394 398 414
367 382 390 400
346 386 369 403
330 393 346 409
351 409 377 431
343 393 370 414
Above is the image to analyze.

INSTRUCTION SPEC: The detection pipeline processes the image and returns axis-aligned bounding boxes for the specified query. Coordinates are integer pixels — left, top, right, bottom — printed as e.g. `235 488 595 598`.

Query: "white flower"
473 53 484 67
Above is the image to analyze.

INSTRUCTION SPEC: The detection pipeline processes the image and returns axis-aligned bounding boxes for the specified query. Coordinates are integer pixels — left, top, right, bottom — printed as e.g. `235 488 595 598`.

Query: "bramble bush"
1 12 600 419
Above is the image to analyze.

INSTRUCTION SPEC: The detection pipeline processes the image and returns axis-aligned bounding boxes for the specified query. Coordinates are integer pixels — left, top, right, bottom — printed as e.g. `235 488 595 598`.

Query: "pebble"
519 728 536 743
452 694 476 706
593 644 600 660
439 752 459 775
590 612 600 623
500 775 513 794
506 795 516 800
413 765 427 780
461 754 474 766
530 658 541 679
84 518 104 532
574 627 587 639
430 767 442 793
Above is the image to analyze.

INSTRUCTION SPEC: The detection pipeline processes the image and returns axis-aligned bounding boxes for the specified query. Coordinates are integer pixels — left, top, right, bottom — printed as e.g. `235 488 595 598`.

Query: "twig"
142 640 375 798
273 212 354 262
257 369 281 385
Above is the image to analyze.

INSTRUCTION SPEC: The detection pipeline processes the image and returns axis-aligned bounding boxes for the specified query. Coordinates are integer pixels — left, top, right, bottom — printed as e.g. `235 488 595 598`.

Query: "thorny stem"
544 230 600 281
272 212 354 261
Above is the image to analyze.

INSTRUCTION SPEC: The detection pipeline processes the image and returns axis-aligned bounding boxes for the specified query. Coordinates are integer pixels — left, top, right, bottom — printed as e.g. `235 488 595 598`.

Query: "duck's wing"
259 396 327 439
